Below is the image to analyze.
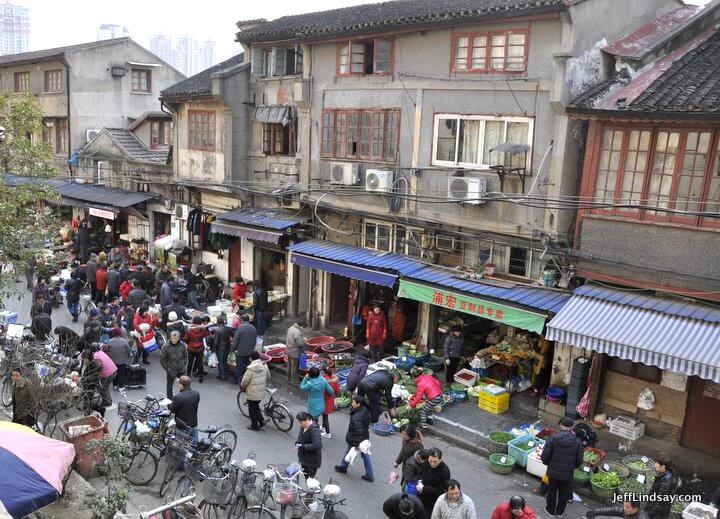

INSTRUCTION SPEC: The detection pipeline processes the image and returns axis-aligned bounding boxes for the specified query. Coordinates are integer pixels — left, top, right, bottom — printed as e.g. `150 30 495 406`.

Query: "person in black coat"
81 349 105 417
55 325 82 355
586 500 649 518
211 316 233 381
168 375 201 443
76 223 90 264
382 492 426 519
347 354 369 393
417 447 451 513
30 308 52 341
295 411 322 479
645 458 679 519
65 271 82 322
357 368 397 423
541 417 583 517
335 395 374 481
253 283 269 336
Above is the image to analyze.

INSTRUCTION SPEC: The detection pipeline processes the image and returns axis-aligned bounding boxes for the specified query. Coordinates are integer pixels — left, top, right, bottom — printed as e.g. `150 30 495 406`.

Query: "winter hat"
170 330 181 339
111 327 121 337
559 416 574 428
89 308 99 317
168 311 178 322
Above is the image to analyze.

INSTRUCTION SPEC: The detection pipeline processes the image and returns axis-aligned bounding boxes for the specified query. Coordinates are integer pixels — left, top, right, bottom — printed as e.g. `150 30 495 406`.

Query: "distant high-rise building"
96 23 130 41
150 33 172 63
198 40 216 73
150 32 216 76
0 2 29 56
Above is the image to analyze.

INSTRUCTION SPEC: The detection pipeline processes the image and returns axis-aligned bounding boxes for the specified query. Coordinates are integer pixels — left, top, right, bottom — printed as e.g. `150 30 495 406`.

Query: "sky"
21 0 710 65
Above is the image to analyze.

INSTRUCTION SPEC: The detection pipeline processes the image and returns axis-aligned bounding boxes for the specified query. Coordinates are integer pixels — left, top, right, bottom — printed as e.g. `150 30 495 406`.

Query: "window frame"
54 118 67 154
150 121 171 150
14 71 29 93
431 113 534 170
272 45 303 77
131 68 152 93
262 122 296 156
362 219 394 252
451 30 529 74
43 69 63 93
251 48 269 78
336 38 394 77
320 108 401 163
187 110 216 152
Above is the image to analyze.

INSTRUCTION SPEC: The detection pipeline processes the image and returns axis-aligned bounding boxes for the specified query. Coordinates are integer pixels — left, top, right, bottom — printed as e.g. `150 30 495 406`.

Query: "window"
273 46 303 76
508 246 528 276
432 114 533 169
150 121 171 150
363 220 393 252
588 126 720 227
452 31 528 73
321 109 400 162
608 358 661 383
188 110 215 151
44 69 63 93
251 48 268 77
462 240 492 270
262 122 296 155
394 227 424 258
14 71 29 92
131 69 151 92
55 118 67 154
337 38 393 76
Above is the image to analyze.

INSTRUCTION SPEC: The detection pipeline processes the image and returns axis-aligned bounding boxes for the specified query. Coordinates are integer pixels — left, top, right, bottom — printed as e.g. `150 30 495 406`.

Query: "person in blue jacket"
300 366 335 421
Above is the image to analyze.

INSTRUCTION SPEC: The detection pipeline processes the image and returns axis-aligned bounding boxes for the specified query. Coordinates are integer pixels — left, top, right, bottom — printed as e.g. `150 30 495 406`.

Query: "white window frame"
251 48 269 77
362 219 394 252
431 114 534 169
95 160 109 184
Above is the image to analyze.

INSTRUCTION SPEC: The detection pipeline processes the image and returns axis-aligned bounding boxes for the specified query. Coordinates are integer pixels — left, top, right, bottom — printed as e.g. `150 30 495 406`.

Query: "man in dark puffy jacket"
232 315 257 384
541 417 583 517
645 458 679 519
335 395 373 481
211 316 233 381
86 254 98 301
443 326 463 384
106 264 121 300
347 354 370 393
357 368 396 423
295 411 322 478
129 280 150 309
586 500 649 518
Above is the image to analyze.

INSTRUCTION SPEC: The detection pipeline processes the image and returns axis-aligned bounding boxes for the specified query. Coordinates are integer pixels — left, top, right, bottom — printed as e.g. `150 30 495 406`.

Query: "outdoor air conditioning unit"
329 162 359 185
447 176 486 205
86 129 100 142
435 235 456 252
365 169 394 193
175 204 189 220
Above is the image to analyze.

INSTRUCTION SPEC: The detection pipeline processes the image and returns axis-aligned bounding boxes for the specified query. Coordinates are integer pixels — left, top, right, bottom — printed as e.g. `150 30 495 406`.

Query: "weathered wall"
550 342 590 387
175 100 227 184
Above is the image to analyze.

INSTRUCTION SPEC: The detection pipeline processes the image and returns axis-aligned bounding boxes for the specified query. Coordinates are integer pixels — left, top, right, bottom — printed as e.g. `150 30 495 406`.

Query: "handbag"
352 314 362 326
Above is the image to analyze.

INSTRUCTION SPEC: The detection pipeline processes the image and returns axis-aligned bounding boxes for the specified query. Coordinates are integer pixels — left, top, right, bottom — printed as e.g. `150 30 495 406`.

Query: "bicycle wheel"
117 419 133 439
237 507 274 519
212 428 238 453
269 403 293 432
199 501 221 519
226 495 248 519
236 391 249 418
1 377 13 407
173 474 195 501
158 464 177 498
124 447 159 486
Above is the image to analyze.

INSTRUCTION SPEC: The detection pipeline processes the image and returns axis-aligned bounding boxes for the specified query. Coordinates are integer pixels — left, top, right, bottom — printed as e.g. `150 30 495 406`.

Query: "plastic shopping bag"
358 439 371 455
388 470 399 484
378 411 392 426
344 447 358 466
207 352 219 368
141 334 159 353
299 351 308 370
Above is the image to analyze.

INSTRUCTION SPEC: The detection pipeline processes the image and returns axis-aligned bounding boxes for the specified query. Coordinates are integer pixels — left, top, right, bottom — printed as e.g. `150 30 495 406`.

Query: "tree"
0 93 58 306
85 435 134 519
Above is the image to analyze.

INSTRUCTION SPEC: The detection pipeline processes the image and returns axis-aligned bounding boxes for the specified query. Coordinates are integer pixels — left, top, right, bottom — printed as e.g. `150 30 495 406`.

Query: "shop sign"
89 207 115 220
397 279 547 334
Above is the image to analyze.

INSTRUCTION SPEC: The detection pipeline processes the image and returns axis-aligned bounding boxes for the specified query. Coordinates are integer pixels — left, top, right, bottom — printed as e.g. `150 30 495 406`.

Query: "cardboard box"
539 398 565 417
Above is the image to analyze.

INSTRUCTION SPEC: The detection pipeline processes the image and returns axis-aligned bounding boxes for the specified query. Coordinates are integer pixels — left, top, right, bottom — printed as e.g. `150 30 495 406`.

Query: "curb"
425 425 490 458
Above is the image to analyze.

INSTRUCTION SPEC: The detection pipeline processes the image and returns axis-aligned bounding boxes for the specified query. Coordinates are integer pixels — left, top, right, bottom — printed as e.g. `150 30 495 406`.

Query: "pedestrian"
443 326 463 385
240 350 269 431
347 352 370 393
295 411 322 479
106 263 121 301
92 344 117 408
184 267 200 309
32 275 50 305
334 395 374 482
54 325 81 355
185 316 209 382
65 271 81 322
320 366 341 438
118 261 131 282
300 367 335 423
232 276 248 303
382 492 426 519
409 371 443 428
163 295 187 328
645 458 679 519
391 298 407 345
155 264 172 283
586 500 647 518
417 448 451 513
285 320 306 386
394 424 425 488
403 449 430 493
166 311 186 338
159 278 173 308
160 330 188 399
366 306 387 363
35 295 52 317
430 480 476 519
10 369 36 428
211 316 233 381
86 254 98 301
80 349 105 417
95 262 108 303
540 416 584 518
133 305 159 364
25 257 36 292
232 314 257 384
76 222 90 264
129 280 150 310
253 281 269 336
30 305 52 341
72 261 87 284
168 375 200 444
357 368 396 423
105 327 132 393
491 495 537 519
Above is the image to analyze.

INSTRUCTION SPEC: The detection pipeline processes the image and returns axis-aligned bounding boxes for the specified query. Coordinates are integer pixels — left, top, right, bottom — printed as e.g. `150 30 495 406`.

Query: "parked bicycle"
236 387 294 432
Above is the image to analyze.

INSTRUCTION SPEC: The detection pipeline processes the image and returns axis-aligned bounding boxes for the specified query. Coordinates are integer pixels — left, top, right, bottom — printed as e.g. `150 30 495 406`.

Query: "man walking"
285 320 306 386
168 375 200 443
86 254 98 302
443 326 463 385
106 328 132 393
541 417 583 517
645 458 679 519
160 330 188 399
211 316 233 381
232 314 257 384
65 271 82 322
129 280 150 310
106 263 121 301
253 281 268 336
334 395 374 482
430 480 477 519
241 350 269 430
418 448 451 514
295 411 322 479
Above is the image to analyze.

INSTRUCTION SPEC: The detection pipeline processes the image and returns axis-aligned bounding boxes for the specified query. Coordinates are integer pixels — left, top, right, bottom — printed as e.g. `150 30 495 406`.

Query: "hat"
559 416 574 428
89 308 99 317
168 311 178 322
111 327 121 337
170 330 181 339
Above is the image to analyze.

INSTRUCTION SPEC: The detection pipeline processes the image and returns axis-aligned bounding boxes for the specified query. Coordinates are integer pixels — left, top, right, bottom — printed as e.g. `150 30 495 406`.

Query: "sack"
142 335 159 353
378 411 392 426
344 447 358 466
208 352 219 368
388 470 398 484
637 388 655 410
299 351 308 370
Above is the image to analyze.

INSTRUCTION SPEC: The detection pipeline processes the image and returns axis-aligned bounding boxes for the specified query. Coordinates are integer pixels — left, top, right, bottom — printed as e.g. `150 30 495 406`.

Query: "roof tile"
160 53 246 99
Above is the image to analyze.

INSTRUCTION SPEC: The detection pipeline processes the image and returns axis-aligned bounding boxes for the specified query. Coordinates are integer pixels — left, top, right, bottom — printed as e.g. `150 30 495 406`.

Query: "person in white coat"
240 350 270 430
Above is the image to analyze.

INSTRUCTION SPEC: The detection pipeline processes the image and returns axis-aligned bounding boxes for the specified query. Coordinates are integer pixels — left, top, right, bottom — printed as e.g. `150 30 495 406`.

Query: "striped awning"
546 295 720 383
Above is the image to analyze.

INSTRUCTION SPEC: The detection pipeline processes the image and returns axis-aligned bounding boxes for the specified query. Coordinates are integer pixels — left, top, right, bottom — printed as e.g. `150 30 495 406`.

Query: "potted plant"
484 263 496 275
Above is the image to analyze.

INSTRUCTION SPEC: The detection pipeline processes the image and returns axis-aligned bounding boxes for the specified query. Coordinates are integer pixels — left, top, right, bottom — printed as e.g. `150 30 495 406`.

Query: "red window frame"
262 122 296 156
336 38 394 77
187 110 216 151
320 108 400 163
44 69 63 93
14 71 29 93
55 118 67 154
131 69 151 93
451 30 529 74
150 121 171 150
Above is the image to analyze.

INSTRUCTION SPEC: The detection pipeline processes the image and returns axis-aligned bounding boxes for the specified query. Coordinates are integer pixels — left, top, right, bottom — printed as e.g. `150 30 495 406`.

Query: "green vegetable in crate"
619 479 648 496
573 468 591 479
516 442 535 451
590 471 620 489
670 500 687 513
627 461 649 472
584 451 600 464
489 432 515 444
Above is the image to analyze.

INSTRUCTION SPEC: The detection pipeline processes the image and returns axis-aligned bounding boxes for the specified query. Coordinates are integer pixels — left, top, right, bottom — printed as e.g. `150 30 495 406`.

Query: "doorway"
681 377 720 456
228 240 242 282
329 274 350 327
153 212 171 239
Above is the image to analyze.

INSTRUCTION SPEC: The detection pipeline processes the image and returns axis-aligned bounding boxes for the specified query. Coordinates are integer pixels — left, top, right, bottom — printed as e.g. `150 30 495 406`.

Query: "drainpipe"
60 55 71 178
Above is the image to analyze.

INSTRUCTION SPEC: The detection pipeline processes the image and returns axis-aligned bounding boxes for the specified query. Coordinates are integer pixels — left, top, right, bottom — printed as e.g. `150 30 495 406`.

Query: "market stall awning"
546 293 720 382
210 207 308 244
253 105 293 125
210 221 282 244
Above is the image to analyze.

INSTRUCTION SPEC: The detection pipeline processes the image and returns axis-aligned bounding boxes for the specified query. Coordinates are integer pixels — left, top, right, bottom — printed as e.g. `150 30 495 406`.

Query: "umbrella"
0 422 75 518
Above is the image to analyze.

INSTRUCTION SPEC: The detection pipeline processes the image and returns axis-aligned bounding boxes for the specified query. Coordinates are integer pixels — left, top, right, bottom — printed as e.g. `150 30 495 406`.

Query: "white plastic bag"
207 352 219 368
358 439 371 455
344 447 358 466
391 384 409 399
637 388 655 410
378 411 392 425
134 421 151 437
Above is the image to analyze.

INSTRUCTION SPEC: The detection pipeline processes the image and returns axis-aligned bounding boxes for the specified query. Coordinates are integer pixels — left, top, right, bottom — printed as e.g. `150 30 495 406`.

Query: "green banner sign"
398 279 547 334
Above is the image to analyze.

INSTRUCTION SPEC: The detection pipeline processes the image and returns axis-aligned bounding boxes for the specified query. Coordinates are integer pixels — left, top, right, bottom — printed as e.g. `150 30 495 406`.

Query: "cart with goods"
489 453 515 475
590 471 620 500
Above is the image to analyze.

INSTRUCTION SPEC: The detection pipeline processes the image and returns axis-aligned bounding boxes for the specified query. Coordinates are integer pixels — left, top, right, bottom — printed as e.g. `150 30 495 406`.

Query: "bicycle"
237 387 294 432
78 293 97 319
172 439 233 501
175 417 239 455
196 454 261 519
234 465 279 518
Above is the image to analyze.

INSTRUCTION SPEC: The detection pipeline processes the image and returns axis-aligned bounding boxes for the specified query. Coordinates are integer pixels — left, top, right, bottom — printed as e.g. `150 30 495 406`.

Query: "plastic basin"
306 336 335 352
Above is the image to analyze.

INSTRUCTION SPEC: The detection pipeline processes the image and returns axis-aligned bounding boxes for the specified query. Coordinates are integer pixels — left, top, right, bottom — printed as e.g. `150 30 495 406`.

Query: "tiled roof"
0 37 130 66
569 29 720 117
236 0 566 43
104 128 169 164
126 111 172 132
160 53 246 99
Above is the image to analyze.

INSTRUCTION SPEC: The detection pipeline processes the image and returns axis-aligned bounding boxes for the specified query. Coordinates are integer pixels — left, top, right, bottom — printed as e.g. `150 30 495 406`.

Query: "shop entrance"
681 377 720 456
153 212 171 239
228 240 242 282
329 274 350 327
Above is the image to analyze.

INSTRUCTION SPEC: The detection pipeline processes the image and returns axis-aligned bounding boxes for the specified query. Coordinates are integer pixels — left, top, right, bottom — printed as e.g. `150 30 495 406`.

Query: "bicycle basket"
243 483 260 507
203 474 233 505
273 482 298 506
117 401 131 417
165 436 193 469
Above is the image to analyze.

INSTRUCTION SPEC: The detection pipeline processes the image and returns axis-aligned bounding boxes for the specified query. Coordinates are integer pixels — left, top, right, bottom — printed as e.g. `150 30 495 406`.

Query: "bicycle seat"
197 437 213 451
267 388 278 395
210 442 223 452
201 425 218 434
144 395 156 401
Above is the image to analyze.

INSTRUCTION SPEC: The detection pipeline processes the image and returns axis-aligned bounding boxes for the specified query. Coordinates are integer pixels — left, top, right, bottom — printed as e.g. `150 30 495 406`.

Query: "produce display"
394 404 421 425
590 472 620 489
450 382 469 392
618 479 648 496
489 432 515 444
573 468 591 480
516 442 535 451
670 501 687 514
626 460 649 472
584 451 601 464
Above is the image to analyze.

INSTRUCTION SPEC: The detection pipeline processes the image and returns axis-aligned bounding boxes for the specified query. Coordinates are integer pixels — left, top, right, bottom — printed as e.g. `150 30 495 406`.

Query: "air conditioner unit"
365 169 394 193
420 233 434 249
435 235 456 252
174 204 189 220
86 129 100 142
329 162 359 185
111 67 126 77
447 176 486 205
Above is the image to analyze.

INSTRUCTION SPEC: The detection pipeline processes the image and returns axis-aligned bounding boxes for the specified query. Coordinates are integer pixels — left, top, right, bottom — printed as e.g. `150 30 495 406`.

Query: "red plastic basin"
306 335 335 352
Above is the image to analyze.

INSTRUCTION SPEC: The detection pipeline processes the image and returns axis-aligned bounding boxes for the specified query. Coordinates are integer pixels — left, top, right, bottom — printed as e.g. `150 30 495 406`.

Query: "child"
321 366 341 439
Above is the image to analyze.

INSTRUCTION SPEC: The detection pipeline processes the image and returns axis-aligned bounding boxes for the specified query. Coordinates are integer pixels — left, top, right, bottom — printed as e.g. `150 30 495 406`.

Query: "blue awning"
215 207 307 230
291 253 397 287
546 294 720 382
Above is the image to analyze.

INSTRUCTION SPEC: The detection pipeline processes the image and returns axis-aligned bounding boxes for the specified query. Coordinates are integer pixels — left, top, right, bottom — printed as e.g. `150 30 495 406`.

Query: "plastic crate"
682 502 719 519
454 368 478 387
526 451 547 478
508 434 545 468
609 416 645 441
478 391 510 414
0 310 18 324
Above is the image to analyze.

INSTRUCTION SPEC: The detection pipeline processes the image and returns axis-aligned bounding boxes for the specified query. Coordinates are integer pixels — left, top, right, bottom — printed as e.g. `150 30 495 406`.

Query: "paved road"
4 282 594 518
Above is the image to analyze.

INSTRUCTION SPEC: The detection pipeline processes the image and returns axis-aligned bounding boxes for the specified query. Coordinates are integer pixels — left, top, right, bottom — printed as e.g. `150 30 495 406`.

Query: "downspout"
60 55 71 178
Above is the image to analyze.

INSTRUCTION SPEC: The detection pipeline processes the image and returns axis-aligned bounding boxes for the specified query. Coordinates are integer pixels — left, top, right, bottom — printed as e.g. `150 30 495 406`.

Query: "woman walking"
320 366 341 439
185 316 209 383
300 367 335 423
241 351 270 430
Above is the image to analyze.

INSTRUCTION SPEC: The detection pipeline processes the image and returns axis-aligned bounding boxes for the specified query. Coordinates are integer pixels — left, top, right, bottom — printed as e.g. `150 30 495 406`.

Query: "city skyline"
0 2 29 55
150 33 216 77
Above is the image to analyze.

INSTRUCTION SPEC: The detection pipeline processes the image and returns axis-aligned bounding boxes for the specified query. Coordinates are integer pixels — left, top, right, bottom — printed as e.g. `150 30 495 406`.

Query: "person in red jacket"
95 263 108 303
491 495 537 519
365 306 387 363
320 366 342 439
119 280 132 303
409 372 443 427
232 276 248 303
133 305 159 365
185 316 209 382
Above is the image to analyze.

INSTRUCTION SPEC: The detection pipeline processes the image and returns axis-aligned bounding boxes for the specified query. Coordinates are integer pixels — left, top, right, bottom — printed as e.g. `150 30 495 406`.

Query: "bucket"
484 263 496 276
547 386 565 402
542 270 557 287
